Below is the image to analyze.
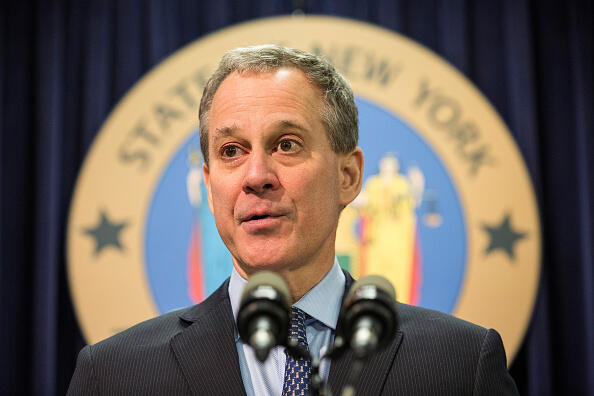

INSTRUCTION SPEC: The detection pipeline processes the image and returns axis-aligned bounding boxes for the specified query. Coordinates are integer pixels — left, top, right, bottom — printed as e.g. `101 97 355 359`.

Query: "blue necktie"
282 307 312 396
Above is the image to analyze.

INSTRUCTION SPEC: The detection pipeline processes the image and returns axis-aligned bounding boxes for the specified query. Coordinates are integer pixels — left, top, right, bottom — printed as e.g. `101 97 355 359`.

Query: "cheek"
288 167 341 217
209 182 238 249
209 179 236 219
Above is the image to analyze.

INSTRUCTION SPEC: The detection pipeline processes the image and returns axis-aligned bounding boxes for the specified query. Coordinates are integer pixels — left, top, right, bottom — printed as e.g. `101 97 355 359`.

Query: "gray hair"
198 44 358 166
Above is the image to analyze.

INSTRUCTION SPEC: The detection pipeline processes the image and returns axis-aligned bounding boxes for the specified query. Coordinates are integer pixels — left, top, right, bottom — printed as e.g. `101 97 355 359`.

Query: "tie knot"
289 307 309 347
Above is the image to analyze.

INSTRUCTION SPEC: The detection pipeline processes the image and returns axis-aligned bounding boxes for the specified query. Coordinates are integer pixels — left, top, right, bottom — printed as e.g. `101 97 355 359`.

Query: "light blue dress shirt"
228 259 346 396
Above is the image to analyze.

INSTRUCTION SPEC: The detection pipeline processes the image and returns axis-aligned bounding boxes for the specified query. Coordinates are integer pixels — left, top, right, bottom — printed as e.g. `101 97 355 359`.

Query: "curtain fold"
31 1 64 393
569 0 593 390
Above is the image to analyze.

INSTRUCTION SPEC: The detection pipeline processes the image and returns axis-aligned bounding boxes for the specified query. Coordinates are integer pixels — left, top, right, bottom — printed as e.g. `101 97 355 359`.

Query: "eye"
221 145 244 158
277 139 301 153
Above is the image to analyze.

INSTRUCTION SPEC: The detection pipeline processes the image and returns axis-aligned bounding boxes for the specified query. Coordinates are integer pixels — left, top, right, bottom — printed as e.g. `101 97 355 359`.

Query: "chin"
236 249 294 275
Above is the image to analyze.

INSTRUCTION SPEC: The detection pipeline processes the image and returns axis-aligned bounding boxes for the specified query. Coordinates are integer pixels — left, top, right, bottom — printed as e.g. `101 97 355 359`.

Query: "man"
68 45 519 395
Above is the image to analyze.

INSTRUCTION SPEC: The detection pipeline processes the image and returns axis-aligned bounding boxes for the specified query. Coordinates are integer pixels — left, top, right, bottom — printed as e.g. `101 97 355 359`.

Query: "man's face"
203 68 359 277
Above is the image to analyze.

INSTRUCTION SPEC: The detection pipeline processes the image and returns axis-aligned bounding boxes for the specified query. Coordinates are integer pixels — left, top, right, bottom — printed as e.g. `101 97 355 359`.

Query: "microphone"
339 275 398 359
237 271 291 362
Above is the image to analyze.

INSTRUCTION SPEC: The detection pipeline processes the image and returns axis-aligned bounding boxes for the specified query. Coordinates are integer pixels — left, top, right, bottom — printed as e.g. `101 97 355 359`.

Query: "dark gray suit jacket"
68 272 519 395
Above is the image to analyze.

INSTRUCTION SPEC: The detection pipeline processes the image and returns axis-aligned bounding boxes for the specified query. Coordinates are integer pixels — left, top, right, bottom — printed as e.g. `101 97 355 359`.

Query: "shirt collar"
229 259 345 338
293 259 344 330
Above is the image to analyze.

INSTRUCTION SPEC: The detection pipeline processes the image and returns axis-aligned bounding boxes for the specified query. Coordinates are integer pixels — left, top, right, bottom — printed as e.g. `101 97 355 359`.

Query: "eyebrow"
210 120 310 150
274 120 309 133
213 120 308 139
212 125 238 139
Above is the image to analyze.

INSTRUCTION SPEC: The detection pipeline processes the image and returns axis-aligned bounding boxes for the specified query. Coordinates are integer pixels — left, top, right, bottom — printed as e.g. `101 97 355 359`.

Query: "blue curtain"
1 0 592 394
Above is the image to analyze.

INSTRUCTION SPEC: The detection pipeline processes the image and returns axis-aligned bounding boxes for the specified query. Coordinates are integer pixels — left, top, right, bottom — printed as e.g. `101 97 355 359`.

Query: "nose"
242 151 280 194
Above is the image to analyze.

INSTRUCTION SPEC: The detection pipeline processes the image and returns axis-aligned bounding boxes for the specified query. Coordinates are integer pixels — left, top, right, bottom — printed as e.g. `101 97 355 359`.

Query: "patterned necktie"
282 307 312 396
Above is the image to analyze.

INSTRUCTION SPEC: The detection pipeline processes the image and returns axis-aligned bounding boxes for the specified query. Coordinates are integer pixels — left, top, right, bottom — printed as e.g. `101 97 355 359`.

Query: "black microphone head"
237 271 291 362
240 271 291 305
339 274 398 357
346 274 396 302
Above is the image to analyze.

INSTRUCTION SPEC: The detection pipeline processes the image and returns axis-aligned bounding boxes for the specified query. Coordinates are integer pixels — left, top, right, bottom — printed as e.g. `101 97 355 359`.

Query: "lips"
239 210 284 223
236 205 290 233
247 214 273 221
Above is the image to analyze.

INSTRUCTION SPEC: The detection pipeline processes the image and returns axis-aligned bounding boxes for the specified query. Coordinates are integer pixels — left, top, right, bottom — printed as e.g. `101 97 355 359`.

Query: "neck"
280 259 334 303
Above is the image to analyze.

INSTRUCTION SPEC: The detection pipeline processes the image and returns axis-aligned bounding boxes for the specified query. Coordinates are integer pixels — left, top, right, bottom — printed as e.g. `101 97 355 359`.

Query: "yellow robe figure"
363 155 417 303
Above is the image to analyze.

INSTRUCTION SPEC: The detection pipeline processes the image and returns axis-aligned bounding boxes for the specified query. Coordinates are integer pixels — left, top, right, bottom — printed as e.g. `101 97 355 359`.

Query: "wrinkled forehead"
209 68 326 126
219 67 324 96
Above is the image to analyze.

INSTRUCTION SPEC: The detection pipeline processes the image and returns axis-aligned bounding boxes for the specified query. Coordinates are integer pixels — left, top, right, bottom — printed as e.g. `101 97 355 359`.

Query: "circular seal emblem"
67 15 541 363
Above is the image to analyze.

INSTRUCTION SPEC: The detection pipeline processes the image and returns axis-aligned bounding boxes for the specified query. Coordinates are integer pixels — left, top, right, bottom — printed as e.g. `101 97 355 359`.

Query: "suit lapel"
170 280 247 396
168 270 403 395
328 272 403 395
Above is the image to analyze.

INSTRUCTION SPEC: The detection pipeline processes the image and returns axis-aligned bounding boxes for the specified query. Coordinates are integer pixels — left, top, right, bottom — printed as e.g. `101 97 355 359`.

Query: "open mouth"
239 208 285 225
249 214 271 221
240 211 285 231
241 212 285 224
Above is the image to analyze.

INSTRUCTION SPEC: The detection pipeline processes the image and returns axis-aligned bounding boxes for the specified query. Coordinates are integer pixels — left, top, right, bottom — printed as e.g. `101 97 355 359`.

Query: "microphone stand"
285 332 373 396
311 354 334 396
339 358 364 396
320 335 366 396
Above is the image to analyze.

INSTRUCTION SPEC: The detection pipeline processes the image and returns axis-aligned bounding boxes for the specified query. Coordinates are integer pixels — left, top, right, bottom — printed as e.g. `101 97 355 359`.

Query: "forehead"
208 68 324 134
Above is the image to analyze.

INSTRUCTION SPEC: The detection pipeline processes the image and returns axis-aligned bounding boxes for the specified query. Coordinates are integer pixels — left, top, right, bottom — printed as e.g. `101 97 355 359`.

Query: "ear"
203 163 214 214
338 147 364 206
